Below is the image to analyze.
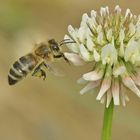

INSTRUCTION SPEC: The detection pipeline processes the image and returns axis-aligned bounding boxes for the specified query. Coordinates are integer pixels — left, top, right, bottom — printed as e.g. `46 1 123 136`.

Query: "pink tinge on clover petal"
120 83 129 106
112 78 120 105
106 89 112 108
64 53 85 66
96 78 111 100
80 80 100 95
83 70 103 81
131 73 140 86
121 73 140 97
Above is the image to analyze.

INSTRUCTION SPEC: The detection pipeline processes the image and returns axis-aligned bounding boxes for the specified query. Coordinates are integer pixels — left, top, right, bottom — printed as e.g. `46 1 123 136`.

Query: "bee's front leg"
53 53 70 64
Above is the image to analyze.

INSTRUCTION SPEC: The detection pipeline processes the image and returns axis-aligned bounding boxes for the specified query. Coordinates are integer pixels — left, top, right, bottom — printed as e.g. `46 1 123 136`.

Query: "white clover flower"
64 5 140 107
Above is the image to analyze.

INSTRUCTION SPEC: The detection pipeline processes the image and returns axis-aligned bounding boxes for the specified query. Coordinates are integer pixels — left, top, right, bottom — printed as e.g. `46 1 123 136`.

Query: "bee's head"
48 39 60 52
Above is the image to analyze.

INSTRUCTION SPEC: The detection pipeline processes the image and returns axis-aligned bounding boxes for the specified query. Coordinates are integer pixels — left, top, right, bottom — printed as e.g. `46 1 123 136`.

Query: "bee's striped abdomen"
8 53 37 85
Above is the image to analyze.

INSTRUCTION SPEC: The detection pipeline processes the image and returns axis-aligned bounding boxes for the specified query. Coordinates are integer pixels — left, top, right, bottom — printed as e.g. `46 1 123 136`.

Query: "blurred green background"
1 0 140 140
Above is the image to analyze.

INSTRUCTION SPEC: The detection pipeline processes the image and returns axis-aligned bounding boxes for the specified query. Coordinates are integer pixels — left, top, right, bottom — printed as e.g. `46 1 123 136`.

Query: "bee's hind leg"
32 63 42 76
32 62 47 80
40 69 46 80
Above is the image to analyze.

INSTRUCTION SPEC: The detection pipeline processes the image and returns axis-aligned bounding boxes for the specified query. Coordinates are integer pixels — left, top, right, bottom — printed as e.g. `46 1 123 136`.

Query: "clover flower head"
64 5 140 107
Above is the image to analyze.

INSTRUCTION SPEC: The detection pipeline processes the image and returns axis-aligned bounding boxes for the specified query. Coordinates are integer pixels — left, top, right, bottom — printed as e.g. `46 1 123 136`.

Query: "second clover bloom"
64 5 140 107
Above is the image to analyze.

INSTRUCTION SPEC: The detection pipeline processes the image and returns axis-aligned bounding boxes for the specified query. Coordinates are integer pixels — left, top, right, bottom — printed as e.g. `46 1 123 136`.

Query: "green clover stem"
101 99 114 140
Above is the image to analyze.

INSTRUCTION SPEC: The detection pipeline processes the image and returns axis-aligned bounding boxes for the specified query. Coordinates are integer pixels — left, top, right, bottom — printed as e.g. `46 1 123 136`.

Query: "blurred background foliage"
0 0 140 140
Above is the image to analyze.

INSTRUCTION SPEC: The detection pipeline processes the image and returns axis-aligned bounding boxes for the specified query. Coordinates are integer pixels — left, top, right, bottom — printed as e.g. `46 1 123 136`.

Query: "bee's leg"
32 62 47 80
42 62 55 73
53 53 70 64
40 69 46 80
42 62 50 68
32 63 43 76
62 53 70 64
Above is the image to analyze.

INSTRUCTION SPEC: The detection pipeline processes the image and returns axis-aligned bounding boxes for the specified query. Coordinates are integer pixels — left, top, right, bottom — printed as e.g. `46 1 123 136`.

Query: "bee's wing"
47 63 65 77
31 61 65 80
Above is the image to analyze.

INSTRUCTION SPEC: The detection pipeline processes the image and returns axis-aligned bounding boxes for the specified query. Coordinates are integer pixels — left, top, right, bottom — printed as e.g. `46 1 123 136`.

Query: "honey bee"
8 38 74 85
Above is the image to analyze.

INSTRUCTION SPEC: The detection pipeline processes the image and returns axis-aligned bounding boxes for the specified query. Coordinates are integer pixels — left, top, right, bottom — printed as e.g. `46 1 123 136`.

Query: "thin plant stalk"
101 99 114 140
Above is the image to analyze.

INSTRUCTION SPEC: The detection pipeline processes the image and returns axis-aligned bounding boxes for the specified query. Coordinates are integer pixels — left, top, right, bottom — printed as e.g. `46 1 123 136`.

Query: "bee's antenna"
60 39 76 46
60 39 71 43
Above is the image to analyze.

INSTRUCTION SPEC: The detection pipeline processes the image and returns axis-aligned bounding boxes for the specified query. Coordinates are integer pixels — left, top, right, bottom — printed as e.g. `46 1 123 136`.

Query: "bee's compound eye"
48 39 59 51
52 44 59 51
